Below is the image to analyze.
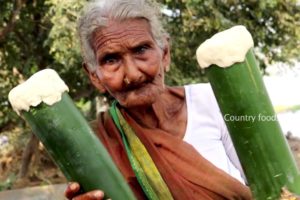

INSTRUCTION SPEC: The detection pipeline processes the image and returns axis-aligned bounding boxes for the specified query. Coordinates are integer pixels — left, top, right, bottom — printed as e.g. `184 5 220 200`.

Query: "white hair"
77 0 168 71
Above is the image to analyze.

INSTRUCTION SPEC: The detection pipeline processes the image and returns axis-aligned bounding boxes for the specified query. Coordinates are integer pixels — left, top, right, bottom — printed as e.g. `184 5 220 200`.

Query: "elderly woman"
65 0 252 199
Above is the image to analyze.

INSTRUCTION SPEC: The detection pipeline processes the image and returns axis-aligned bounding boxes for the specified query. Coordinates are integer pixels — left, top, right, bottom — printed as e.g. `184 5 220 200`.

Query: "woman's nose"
123 56 143 83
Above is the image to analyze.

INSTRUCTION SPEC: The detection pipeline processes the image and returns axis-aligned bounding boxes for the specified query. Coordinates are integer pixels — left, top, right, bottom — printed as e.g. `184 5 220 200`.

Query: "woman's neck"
125 86 187 137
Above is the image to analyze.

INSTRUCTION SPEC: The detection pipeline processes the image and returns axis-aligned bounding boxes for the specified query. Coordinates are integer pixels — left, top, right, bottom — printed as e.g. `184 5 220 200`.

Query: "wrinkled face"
87 18 170 108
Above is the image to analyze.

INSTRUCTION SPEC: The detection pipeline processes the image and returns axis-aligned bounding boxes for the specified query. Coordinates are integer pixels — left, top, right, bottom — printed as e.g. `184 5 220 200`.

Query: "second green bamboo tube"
206 49 300 199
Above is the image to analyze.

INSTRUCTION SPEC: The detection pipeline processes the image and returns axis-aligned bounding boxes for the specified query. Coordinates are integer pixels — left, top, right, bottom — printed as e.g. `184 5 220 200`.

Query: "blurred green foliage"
0 0 299 130
160 0 300 84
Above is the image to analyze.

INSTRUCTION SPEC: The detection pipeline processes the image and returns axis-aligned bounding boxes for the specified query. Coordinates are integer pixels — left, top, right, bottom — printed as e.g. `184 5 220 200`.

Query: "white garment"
184 83 246 184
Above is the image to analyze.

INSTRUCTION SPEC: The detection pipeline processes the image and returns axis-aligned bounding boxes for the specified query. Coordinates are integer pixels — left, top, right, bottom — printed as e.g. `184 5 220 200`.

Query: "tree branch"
0 0 25 41
18 133 39 178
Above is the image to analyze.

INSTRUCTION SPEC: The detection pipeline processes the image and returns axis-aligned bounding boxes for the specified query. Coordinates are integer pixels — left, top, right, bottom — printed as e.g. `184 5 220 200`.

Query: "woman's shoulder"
184 83 223 124
184 83 217 106
168 83 214 99
184 82 212 93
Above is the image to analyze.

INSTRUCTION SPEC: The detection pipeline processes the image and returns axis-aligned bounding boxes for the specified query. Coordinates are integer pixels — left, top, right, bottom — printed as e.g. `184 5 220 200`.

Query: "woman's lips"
123 79 151 92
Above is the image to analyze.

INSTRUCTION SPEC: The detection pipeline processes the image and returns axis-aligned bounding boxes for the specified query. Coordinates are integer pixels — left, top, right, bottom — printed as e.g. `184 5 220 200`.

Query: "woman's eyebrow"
97 47 121 58
129 40 153 49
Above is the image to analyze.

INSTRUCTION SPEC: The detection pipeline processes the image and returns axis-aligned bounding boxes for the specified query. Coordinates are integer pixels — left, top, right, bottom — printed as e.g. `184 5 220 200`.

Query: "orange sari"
93 108 252 200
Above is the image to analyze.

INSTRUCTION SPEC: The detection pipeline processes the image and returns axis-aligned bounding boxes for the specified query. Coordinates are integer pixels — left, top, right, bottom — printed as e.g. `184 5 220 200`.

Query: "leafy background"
1 0 299 130
0 0 299 191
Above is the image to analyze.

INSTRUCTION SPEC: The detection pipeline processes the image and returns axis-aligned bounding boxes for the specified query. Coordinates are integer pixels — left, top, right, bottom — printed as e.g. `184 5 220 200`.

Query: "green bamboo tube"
8 69 136 200
206 48 300 199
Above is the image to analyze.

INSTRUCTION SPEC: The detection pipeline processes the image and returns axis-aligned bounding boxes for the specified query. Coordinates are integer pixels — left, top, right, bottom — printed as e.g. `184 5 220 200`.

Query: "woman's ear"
162 37 171 72
82 63 107 93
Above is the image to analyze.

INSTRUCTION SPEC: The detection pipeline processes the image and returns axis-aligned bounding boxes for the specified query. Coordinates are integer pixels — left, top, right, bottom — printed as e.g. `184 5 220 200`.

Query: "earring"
124 77 130 85
164 65 170 72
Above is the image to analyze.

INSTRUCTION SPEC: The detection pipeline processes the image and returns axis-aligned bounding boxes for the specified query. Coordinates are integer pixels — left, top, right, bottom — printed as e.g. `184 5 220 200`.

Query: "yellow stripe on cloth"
116 108 174 200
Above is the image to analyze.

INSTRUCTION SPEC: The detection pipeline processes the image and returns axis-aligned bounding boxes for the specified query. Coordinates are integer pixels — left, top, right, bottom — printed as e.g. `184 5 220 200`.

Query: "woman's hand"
65 182 105 200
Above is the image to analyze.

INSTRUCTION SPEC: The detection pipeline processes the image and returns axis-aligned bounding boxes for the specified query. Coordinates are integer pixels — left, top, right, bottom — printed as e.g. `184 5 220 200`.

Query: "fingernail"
70 183 78 190
94 191 104 198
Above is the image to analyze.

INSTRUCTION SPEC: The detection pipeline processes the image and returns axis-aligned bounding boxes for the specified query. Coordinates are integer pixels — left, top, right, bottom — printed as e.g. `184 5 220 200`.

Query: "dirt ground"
0 128 300 191
0 128 66 191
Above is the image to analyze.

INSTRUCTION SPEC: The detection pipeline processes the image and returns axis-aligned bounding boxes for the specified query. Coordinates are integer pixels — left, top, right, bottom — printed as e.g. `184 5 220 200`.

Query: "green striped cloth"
109 101 173 200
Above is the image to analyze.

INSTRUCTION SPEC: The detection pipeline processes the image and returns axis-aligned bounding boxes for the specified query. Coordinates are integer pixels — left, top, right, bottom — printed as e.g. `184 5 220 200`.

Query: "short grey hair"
77 0 169 71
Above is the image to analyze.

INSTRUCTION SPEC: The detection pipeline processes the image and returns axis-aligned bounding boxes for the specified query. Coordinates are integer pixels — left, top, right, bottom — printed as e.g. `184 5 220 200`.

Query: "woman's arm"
220 119 247 183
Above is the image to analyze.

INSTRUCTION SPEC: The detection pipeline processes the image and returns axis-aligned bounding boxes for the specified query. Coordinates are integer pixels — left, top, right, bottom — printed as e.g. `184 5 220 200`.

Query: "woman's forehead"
92 19 155 51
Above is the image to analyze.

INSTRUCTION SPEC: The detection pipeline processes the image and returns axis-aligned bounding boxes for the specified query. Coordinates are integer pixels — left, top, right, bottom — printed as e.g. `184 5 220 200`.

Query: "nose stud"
124 77 131 85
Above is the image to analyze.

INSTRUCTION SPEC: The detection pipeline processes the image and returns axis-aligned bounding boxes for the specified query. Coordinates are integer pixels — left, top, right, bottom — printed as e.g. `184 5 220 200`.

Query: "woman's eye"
134 45 150 55
101 54 119 65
